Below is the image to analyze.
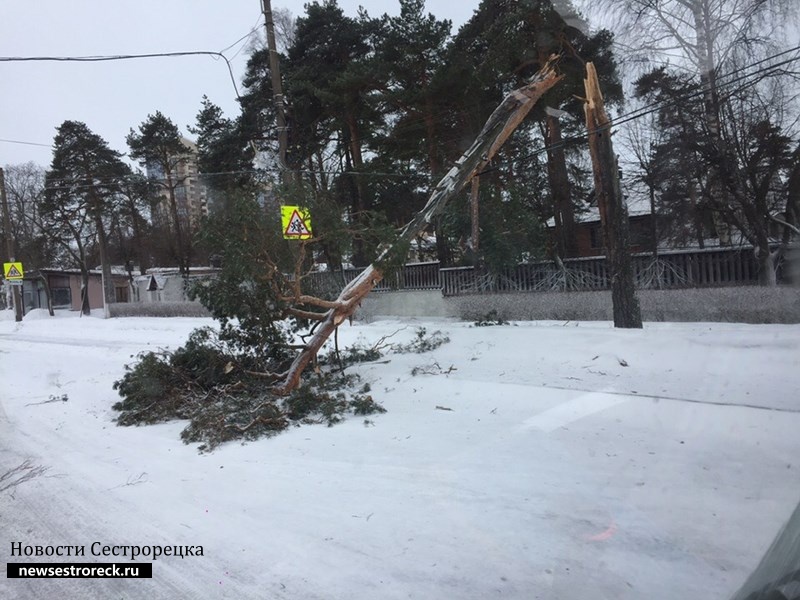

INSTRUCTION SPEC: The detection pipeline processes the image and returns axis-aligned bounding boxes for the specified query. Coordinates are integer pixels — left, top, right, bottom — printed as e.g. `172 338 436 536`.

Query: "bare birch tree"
598 0 799 284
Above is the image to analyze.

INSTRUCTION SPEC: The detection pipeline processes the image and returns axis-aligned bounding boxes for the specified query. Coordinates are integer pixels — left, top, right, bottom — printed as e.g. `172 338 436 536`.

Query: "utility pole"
0 167 23 322
261 0 290 183
583 63 642 329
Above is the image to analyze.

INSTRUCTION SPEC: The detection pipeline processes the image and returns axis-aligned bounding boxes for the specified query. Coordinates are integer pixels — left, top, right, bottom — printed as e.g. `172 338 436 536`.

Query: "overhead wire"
4 44 799 185
477 46 800 176
0 138 52 148
246 43 800 171
0 19 266 153
0 50 246 105
218 14 264 55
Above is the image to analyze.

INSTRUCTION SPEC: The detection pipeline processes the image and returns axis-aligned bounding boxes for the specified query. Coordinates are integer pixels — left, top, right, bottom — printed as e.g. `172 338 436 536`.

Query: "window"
629 218 652 247
590 225 603 249
51 287 71 308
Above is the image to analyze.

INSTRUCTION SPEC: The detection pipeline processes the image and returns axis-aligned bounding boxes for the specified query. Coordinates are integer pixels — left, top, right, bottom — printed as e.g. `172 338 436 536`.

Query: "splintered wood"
274 60 562 394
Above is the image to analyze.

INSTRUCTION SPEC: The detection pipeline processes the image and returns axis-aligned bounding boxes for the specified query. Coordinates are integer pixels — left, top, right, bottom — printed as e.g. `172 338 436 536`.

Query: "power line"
0 138 52 148
6 45 800 185
612 45 800 130
478 47 800 176
250 44 800 171
218 14 263 55
0 50 245 102
29 47 800 193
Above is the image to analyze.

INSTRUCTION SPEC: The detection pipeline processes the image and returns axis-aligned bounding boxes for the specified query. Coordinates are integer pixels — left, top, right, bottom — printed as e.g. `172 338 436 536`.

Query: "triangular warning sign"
284 210 311 237
5 264 22 278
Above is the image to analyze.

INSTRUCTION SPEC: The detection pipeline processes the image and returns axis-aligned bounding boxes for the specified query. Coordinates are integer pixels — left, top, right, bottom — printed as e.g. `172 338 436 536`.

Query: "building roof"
144 267 220 276
546 195 652 228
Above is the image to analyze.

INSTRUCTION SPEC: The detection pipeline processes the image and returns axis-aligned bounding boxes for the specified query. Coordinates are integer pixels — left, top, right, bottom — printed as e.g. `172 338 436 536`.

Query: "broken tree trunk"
273 60 562 394
470 175 480 255
583 63 643 329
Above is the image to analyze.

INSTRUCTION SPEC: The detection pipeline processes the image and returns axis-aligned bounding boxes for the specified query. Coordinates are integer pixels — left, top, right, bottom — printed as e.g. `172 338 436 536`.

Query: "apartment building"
148 137 208 229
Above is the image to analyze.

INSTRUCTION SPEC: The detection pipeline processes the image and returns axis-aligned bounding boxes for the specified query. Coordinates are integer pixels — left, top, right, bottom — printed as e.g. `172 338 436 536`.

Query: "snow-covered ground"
1 310 799 599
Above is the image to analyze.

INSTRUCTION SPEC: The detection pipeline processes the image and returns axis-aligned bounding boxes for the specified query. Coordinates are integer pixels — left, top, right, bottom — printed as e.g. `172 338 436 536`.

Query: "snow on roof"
546 195 651 228
36 267 129 278
144 267 220 275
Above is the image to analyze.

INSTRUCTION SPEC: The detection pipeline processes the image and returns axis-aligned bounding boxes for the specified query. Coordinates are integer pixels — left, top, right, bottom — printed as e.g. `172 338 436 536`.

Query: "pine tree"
43 121 128 313
127 111 193 274
437 0 621 265
189 96 254 201
284 0 385 266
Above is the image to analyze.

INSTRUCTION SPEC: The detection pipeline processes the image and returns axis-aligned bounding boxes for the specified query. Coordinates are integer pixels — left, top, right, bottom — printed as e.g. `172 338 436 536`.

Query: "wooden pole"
583 63 642 329
262 0 290 182
0 168 23 322
274 60 562 394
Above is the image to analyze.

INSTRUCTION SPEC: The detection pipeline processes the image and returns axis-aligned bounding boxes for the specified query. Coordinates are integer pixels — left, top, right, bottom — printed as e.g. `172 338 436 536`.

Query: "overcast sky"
0 1 478 169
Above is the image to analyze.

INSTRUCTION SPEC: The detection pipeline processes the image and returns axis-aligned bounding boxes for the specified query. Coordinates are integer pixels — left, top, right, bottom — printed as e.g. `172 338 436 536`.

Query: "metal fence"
303 261 441 297
441 246 784 296
301 247 789 298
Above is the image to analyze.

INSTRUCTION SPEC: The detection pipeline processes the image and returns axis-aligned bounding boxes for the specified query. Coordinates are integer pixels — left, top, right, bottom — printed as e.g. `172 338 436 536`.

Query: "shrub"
113 194 394 451
320 342 383 369
473 309 509 326
350 393 387 416
113 329 387 452
393 327 450 354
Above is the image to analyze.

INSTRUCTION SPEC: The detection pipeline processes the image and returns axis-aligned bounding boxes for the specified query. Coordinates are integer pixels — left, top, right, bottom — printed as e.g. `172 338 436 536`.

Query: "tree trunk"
756 246 778 286
434 218 451 266
470 176 480 255
130 208 149 275
688 181 705 249
692 2 723 144
755 219 777 286
424 94 441 176
346 115 366 205
79 267 91 316
546 113 576 257
584 63 643 329
425 99 452 265
648 184 659 258
164 162 185 275
274 60 561 393
0 167 23 321
691 0 748 233
39 273 55 316
93 212 116 309
346 114 369 267
168 189 185 274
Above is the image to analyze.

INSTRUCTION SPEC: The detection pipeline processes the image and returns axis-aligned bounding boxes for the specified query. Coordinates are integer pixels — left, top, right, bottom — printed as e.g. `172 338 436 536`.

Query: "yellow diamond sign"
3 262 23 280
281 206 312 240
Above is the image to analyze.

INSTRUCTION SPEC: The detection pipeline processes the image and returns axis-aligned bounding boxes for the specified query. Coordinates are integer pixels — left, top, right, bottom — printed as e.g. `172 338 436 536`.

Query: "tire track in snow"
532 383 800 414
519 391 629 432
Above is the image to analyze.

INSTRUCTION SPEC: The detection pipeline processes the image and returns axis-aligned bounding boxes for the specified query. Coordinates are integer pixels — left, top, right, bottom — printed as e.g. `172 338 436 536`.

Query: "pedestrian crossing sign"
281 206 313 240
3 262 23 280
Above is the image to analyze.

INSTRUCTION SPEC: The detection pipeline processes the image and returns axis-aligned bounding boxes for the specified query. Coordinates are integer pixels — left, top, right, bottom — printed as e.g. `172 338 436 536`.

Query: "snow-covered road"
1 311 799 599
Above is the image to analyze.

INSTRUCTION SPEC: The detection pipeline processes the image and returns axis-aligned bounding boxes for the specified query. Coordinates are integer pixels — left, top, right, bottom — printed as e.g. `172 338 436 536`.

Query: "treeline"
1 114 209 314
194 0 619 271
1 0 798 292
